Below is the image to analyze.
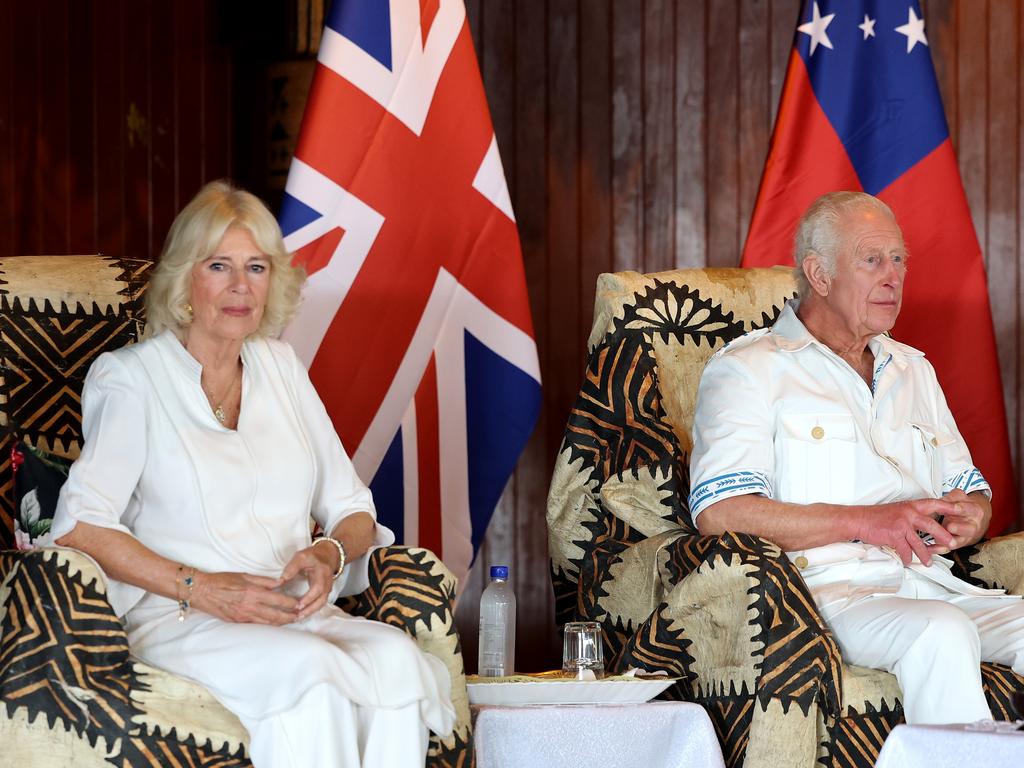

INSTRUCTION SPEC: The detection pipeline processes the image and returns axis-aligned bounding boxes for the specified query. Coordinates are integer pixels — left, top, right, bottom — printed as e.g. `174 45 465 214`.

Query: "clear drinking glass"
562 621 605 679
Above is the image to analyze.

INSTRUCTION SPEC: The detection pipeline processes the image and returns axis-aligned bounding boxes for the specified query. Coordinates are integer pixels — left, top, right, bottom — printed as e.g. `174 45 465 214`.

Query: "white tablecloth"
874 723 1024 767
472 701 725 768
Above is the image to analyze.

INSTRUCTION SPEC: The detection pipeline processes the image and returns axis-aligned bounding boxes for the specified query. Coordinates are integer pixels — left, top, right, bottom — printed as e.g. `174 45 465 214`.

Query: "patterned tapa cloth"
0 255 473 767
546 267 1024 768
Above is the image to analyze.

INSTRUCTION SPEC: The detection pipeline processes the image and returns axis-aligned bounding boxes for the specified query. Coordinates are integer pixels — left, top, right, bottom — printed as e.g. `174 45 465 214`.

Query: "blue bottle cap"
490 565 509 579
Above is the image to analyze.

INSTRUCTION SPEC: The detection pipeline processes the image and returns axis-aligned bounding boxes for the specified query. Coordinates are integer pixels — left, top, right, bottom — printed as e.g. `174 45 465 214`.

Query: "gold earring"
184 303 193 317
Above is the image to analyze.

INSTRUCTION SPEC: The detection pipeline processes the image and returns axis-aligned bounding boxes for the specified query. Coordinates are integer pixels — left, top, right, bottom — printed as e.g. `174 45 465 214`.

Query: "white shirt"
689 300 1003 613
51 330 394 617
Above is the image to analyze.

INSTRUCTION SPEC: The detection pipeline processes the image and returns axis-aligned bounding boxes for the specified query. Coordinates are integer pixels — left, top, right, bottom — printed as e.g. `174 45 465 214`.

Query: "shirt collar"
157 329 203 382
156 328 255 383
770 298 924 362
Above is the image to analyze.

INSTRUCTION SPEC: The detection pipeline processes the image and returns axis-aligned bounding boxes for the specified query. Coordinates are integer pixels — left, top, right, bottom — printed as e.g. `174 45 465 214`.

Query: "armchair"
0 255 473 766
546 267 1024 768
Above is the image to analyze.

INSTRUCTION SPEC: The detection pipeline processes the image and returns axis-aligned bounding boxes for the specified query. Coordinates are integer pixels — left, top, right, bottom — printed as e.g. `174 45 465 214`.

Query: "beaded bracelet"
175 565 196 622
312 536 347 580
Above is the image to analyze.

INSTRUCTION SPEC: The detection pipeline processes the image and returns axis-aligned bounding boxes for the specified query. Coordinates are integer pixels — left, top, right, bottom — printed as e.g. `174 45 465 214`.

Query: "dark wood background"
2 0 1022 672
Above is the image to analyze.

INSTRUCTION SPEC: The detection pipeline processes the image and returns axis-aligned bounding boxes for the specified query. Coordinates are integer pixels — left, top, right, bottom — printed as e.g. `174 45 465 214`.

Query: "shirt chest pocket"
906 422 954 494
777 413 858 505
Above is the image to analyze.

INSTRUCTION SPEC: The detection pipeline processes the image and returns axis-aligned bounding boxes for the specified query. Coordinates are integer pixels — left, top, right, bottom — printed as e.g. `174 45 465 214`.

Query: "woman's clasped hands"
189 543 338 624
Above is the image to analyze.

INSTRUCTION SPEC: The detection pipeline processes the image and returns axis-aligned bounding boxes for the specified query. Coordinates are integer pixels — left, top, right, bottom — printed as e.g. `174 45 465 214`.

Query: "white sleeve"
51 353 147 541
287 349 395 596
924 362 991 499
688 353 775 521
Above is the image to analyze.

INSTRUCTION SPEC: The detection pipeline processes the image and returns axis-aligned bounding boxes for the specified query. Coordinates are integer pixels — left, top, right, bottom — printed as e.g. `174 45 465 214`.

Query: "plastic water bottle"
478 565 516 676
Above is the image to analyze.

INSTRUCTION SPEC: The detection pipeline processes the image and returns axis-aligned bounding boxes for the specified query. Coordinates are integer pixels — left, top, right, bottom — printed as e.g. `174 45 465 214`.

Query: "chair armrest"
948 531 1024 594
337 545 473 768
0 548 144 752
611 531 844 718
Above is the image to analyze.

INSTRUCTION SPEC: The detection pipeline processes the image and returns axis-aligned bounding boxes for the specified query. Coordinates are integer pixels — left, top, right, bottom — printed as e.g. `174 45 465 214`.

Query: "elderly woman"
51 181 455 767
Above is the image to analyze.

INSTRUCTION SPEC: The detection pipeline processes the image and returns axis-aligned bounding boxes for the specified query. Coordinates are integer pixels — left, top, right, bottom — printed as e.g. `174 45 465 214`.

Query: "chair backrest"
0 255 153 546
587 267 798 454
545 267 797 631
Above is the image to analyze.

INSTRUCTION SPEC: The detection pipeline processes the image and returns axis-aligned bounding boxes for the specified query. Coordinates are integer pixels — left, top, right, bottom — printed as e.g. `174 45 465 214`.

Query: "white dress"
51 330 456 766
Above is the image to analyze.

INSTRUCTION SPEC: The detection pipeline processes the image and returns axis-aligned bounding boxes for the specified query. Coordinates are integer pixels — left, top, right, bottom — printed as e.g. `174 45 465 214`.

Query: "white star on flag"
859 14 876 40
895 7 928 53
797 1 835 56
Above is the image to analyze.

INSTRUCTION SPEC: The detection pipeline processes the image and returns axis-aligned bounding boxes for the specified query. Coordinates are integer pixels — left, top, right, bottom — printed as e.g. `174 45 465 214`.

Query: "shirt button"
811 426 825 440
795 556 809 569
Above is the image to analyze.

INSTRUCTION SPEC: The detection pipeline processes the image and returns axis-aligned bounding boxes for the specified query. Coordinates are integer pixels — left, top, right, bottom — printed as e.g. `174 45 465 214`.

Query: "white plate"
467 678 677 706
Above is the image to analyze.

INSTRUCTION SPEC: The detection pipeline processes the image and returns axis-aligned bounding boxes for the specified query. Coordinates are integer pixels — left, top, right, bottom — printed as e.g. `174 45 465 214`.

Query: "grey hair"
793 191 896 296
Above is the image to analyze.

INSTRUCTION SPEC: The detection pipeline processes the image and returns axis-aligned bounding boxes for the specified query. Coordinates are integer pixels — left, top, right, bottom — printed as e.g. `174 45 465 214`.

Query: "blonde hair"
793 191 897 296
145 180 305 338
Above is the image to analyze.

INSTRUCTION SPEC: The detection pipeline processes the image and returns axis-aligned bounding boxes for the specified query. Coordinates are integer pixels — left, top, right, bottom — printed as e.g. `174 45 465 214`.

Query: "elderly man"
689 191 1024 724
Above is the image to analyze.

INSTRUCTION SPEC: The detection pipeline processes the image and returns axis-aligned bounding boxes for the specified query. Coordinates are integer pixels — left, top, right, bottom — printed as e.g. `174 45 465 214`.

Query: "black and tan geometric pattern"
547 267 1024 768
1 549 249 766
1 254 475 766
0 546 474 767
0 255 152 548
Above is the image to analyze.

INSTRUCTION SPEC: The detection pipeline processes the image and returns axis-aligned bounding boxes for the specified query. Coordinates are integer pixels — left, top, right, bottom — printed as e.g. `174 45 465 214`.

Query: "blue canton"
279 193 323 239
795 0 948 194
328 0 393 70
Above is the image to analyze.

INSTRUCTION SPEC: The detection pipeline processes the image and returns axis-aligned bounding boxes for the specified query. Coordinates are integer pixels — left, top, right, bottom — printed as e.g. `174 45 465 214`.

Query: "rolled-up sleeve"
52 353 147 541
688 353 775 520
926 362 991 499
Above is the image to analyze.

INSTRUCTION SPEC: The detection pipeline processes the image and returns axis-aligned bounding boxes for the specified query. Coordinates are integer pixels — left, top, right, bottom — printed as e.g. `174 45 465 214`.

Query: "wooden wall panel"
706 1 741 266
986 1 1021 490
643 0 677 273
675 0 707 269
0 0 235 261
737 0 769 253
1018 0 1024 514
953 1 989 248
149 0 177 259
4 0 1024 676
612 1 644 273
67 1 97 251
0 0 11 258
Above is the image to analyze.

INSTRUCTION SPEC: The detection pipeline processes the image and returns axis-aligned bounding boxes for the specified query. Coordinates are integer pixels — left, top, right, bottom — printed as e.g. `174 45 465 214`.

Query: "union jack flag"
279 0 541 587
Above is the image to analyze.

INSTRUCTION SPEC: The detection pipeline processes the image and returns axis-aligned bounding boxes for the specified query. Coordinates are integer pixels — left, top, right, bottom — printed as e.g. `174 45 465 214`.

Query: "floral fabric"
12 442 70 550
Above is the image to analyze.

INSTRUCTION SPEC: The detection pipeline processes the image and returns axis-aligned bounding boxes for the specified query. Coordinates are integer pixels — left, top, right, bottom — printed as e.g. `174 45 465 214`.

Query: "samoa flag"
743 0 1016 533
278 0 541 586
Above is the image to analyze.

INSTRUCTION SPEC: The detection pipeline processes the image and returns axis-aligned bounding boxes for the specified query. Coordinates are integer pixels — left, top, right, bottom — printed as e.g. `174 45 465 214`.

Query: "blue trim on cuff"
689 470 772 518
942 467 991 497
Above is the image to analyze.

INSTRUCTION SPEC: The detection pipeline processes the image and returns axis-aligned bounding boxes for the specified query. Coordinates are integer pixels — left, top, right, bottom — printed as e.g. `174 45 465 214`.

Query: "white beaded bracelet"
312 536 347 580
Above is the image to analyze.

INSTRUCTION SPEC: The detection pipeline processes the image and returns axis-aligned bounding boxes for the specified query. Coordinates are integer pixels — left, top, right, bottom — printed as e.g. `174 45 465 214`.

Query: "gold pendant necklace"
204 368 241 425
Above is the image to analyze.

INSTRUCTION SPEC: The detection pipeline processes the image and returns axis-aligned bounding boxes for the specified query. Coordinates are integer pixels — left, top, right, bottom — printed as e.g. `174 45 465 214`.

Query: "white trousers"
242 682 429 768
823 568 1024 724
125 599 453 768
